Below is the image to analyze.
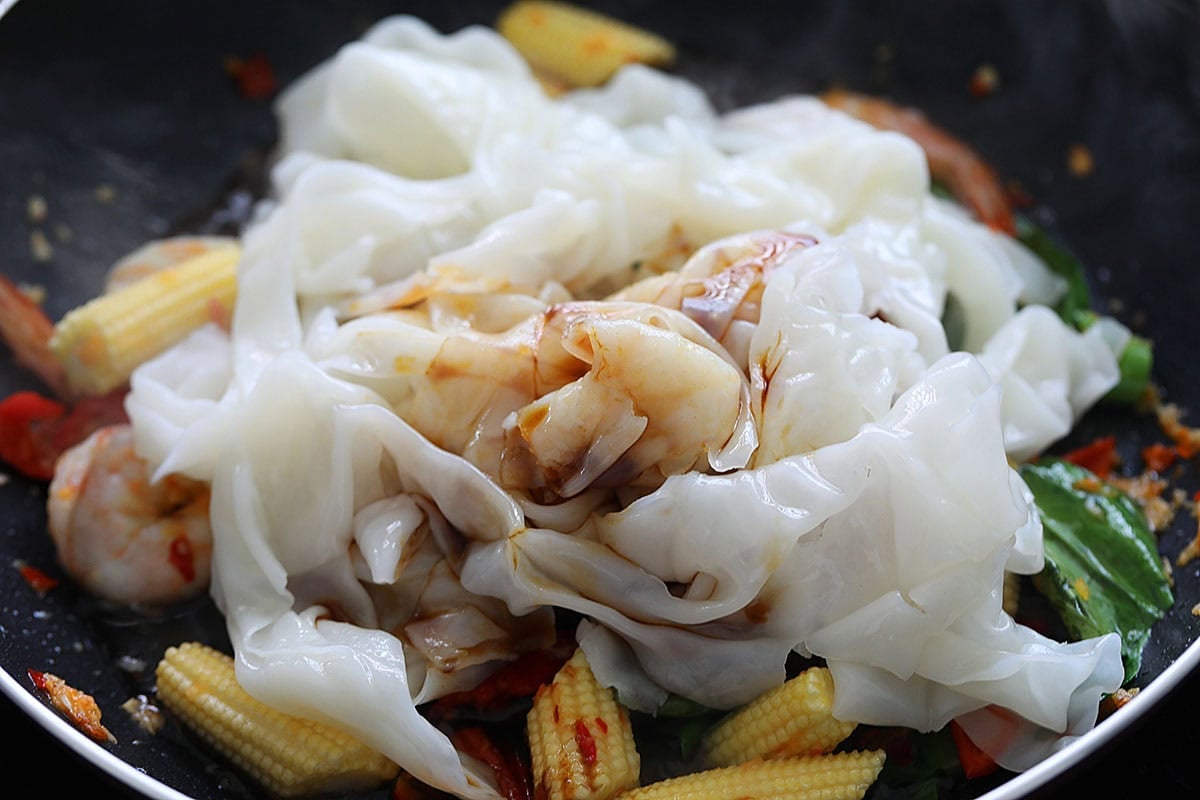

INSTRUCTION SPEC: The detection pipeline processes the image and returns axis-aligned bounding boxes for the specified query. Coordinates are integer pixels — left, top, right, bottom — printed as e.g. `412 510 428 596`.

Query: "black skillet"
2 1 1199 798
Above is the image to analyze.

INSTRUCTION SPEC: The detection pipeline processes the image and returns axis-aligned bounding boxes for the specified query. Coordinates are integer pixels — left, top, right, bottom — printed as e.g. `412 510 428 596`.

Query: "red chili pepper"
967 64 999 99
453 727 533 800
429 648 570 717
1141 442 1177 474
950 721 999 779
17 562 59 594
225 53 278 100
0 391 67 479
52 390 129 451
1175 438 1199 460
1004 179 1035 209
0 389 128 480
574 719 598 766
27 669 47 692
500 743 533 800
1061 435 1118 479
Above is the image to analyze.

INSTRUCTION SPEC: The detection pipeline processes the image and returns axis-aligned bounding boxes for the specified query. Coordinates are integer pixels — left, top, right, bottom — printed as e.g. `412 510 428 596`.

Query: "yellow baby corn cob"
700 666 857 767
50 245 239 395
155 642 399 798
615 751 886 800
527 647 640 800
497 1 677 89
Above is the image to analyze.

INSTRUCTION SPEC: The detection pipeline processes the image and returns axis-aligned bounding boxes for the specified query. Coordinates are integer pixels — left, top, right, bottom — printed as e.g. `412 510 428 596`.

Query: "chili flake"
15 560 59 594
1141 442 1177 473
224 52 278 100
574 719 598 766
1062 435 1118 479
968 64 999 98
1004 178 1034 209
1155 401 1200 458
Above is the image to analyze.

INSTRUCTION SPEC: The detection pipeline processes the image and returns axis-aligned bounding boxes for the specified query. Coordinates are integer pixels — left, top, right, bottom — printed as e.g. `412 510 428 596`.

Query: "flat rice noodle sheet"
199 356 534 799
977 305 1120 461
747 238 928 462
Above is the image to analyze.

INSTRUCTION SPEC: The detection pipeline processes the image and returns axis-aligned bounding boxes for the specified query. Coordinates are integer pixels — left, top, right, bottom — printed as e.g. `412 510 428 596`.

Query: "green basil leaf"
652 693 718 718
1015 216 1092 324
1107 330 1154 405
1073 310 1154 405
675 715 721 762
1115 333 1153 403
630 700 724 778
652 695 724 761
1015 217 1154 405
1019 459 1173 683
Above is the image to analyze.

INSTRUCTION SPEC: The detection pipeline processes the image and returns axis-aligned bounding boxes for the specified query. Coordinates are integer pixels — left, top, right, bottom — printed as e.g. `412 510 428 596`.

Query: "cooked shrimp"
46 424 213 606
326 298 752 499
27 670 116 743
610 230 817 364
821 88 1017 235
499 302 749 496
0 274 70 398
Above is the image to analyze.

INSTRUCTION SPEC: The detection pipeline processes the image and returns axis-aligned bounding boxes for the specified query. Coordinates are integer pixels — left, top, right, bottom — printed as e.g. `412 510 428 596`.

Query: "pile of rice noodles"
126 16 1128 798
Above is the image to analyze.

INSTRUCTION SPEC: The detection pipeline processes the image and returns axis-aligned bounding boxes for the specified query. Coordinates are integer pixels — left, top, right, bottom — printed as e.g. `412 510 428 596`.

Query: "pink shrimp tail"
821 88 1017 236
0 274 70 398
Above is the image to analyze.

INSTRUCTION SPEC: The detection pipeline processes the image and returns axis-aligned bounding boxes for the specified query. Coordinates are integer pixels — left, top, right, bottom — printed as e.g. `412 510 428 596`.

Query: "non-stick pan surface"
2 1 1199 798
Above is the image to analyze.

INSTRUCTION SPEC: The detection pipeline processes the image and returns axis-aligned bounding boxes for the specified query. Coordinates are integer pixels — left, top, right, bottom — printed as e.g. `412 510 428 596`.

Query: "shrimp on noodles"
324 297 753 500
610 230 818 367
46 424 212 606
821 88 1017 235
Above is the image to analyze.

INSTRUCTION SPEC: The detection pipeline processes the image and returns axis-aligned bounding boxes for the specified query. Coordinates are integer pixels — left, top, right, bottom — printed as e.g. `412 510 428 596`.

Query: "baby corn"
527 647 640 800
155 642 399 798
700 666 857 767
497 1 676 89
50 246 239 395
615 751 886 800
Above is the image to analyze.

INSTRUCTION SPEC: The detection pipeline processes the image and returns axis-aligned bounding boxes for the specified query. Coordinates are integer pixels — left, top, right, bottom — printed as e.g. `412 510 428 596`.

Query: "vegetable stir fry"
2 4 1186 800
